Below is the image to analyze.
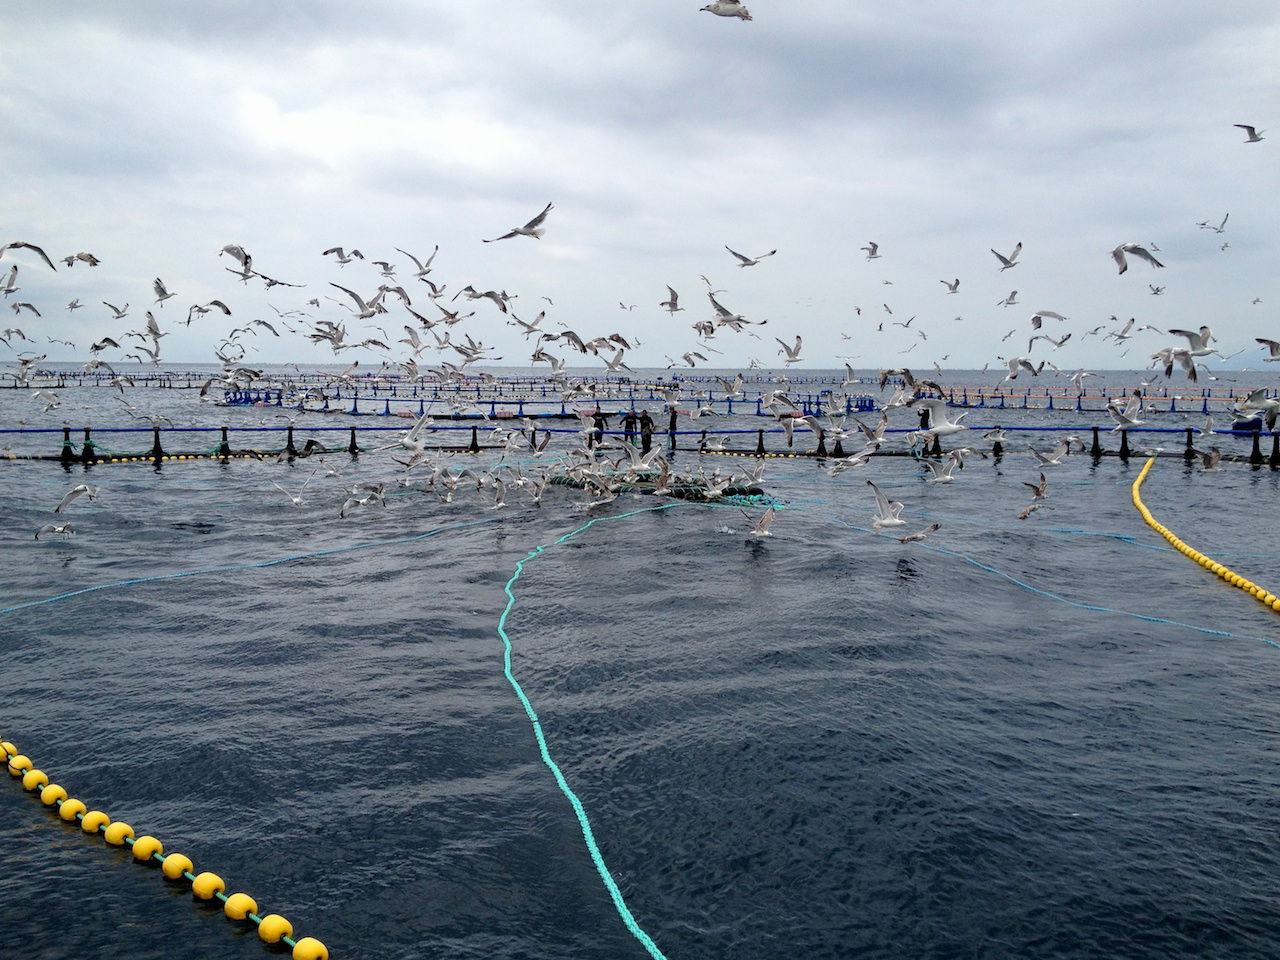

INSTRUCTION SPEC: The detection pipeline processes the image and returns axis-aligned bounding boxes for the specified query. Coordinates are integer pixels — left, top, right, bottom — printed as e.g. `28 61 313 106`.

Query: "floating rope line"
2 735 329 959
1131 457 1280 615
497 502 695 960
831 518 1279 648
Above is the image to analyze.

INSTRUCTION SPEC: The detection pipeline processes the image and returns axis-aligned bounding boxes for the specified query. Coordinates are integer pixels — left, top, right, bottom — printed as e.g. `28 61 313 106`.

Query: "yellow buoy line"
2 736 329 959
1132 457 1280 614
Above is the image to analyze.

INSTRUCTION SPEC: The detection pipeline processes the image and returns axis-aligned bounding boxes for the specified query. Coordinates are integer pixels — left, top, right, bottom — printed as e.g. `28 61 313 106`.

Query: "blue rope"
831 518 1280 648
497 503 688 960
0 517 499 617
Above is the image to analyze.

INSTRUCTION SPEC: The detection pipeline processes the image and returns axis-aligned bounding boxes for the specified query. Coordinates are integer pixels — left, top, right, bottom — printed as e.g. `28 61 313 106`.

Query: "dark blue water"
2 373 1279 959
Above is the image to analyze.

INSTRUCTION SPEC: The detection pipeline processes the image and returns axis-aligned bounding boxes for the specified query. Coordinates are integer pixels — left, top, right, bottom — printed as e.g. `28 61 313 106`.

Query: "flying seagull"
866 479 907 530
897 523 941 544
700 1 752 20
659 286 683 313
0 242 58 271
1234 124 1264 143
1111 242 1164 274
483 202 554 242
725 245 776 267
35 521 75 540
991 242 1022 271
55 483 98 513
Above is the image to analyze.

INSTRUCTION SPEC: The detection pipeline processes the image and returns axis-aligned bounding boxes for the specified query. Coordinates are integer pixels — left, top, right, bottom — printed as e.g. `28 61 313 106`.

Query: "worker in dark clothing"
590 407 608 448
622 409 638 446
639 410 655 454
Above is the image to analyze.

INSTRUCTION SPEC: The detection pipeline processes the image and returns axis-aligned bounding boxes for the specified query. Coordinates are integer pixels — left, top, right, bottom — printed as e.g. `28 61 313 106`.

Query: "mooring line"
497 502 693 960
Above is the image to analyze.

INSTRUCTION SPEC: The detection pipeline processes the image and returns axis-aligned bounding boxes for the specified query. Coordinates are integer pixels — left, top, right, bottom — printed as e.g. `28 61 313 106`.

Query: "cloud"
2 2 1278 373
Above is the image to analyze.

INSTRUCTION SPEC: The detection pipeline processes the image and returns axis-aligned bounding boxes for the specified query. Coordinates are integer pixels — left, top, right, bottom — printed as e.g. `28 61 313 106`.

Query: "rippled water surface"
2 372 1279 959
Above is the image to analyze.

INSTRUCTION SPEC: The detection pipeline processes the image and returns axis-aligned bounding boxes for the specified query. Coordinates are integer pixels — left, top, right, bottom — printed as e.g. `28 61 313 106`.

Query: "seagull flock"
2 94 1274 548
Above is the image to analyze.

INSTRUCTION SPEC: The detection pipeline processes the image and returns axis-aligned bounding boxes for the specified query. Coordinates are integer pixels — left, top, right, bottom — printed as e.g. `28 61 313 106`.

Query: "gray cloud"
3 2 1277 372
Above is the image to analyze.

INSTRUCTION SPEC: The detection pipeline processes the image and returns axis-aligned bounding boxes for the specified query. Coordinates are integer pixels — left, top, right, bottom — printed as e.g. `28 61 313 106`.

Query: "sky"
2 1 1277 376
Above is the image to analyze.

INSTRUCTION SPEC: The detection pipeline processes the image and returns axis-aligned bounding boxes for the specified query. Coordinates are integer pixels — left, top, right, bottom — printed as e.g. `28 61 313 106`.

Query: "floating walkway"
2 421 1279 468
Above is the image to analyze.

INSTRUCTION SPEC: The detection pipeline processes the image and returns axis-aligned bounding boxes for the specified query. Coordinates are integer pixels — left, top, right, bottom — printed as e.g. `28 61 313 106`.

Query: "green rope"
497 502 691 960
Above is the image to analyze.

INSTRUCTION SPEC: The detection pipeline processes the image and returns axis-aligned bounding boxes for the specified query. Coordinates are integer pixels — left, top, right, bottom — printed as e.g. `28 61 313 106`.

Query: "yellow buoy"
257 914 293 943
104 821 134 845
22 769 49 791
41 783 68 806
1 740 16 758
292 936 330 960
223 892 258 921
59 798 87 821
191 872 225 900
81 810 110 834
161 853 193 880
132 835 164 861
7 754 33 776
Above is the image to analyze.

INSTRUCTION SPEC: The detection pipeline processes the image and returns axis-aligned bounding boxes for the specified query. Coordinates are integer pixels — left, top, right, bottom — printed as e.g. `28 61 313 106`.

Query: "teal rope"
0 517 499 617
833 517 1280 648
497 502 689 960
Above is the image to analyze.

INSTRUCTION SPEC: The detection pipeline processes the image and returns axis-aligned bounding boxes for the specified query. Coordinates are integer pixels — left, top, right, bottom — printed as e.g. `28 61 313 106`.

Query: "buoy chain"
1132 458 1280 614
1 738 329 959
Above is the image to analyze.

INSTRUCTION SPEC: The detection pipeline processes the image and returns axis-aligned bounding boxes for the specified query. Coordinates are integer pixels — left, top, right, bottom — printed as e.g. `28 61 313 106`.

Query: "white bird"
921 454 959 483
0 241 58 271
483 202 554 242
102 301 129 319
907 397 969 439
1234 124 1264 143
997 356 1043 387
395 245 439 279
659 286 683 313
1254 338 1280 361
991 242 1022 271
322 246 363 265
940 278 960 294
1197 213 1229 233
55 483 98 513
31 388 60 412
861 242 881 260
35 521 75 540
1106 391 1146 431
897 523 940 544
776 336 803 365
997 290 1019 306
153 278 177 306
1029 440 1073 466
726 245 776 267
1231 388 1280 431
328 282 383 320
270 468 317 511
741 507 776 537
1111 242 1164 274
866 480 906 529
700 1 752 20
1167 326 1218 358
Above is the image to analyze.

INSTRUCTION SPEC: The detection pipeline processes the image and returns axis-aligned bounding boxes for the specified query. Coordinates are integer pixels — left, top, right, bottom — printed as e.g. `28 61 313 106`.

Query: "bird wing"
2 242 58 271
523 202 554 230
328 282 368 311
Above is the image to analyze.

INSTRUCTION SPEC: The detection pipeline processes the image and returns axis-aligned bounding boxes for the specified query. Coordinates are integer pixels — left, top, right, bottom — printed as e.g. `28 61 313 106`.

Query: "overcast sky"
3 1 1277 375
